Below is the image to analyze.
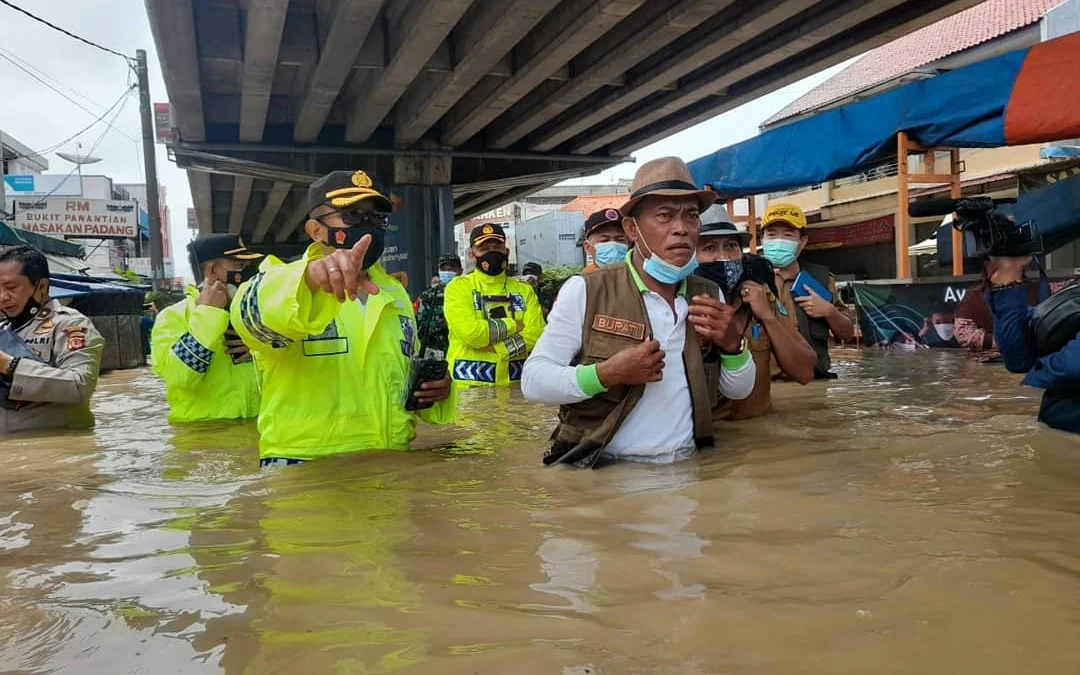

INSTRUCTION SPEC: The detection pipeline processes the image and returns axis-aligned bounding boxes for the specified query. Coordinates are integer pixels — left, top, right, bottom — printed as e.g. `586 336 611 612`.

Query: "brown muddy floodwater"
2 350 1080 674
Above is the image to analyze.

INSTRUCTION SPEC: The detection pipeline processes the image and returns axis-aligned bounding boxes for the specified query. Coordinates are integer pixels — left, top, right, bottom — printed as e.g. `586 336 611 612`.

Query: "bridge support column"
387 155 455 296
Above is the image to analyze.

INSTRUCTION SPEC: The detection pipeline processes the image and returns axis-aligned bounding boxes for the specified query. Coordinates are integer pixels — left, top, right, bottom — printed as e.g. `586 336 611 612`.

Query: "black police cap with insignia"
307 169 393 214
469 222 506 247
187 233 263 265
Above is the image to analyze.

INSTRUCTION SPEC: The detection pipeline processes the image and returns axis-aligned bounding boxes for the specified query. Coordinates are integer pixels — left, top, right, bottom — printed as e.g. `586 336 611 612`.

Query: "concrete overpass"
146 0 982 282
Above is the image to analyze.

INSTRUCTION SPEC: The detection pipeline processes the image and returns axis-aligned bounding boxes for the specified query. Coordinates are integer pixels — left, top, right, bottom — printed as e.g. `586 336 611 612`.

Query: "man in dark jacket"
987 255 1079 434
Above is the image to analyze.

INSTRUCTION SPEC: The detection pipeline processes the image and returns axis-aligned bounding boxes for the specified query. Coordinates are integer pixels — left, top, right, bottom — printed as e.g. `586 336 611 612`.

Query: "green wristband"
720 347 752 371
575 364 608 396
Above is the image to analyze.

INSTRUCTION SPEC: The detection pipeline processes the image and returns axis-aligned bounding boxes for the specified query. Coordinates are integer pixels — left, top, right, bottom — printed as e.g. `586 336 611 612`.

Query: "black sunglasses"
317 209 390 228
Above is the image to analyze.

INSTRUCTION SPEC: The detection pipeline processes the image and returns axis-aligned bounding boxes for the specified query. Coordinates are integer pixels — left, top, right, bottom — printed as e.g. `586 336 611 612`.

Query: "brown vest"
545 264 718 465
713 306 774 421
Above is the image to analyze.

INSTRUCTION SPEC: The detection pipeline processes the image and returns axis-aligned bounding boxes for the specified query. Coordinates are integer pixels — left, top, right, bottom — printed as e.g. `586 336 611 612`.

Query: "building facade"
453 182 630 273
756 0 1080 280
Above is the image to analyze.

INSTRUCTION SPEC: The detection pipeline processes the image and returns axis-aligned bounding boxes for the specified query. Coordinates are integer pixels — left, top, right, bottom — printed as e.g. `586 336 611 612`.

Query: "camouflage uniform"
415 282 449 358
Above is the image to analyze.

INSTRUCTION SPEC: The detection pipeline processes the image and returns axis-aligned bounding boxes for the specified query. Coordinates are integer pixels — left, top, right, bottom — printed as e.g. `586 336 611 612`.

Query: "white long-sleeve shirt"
522 274 756 463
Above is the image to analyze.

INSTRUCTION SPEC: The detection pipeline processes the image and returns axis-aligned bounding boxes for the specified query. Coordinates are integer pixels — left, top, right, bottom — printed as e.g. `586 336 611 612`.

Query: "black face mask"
476 251 507 276
697 259 744 299
5 282 46 330
225 264 259 289
741 253 779 297
322 224 386 269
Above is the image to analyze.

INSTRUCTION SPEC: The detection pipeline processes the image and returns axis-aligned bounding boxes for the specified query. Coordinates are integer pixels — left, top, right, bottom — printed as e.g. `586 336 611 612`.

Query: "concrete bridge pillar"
385 154 455 296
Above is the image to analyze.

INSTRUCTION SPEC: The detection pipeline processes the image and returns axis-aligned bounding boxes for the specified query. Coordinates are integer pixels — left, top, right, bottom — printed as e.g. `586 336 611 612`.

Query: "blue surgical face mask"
593 241 628 267
762 239 800 268
438 270 458 284
633 219 698 285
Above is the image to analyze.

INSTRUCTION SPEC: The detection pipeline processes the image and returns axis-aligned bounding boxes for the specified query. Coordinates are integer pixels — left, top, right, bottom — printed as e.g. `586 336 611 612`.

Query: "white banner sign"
2 174 82 196
13 197 138 238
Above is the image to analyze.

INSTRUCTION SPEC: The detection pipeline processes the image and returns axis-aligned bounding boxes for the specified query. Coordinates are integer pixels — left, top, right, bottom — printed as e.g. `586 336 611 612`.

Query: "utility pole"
136 49 165 291
0 129 8 220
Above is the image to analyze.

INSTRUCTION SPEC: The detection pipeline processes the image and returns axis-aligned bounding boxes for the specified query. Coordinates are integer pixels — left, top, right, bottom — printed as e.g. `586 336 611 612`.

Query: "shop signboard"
12 197 138 238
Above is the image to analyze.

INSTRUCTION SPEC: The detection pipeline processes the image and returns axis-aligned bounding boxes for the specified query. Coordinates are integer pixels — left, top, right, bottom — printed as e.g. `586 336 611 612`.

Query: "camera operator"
987 255 1079 434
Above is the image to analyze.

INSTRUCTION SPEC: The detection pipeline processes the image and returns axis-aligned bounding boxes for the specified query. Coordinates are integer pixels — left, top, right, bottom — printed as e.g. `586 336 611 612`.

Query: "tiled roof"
763 0 1062 127
559 194 629 214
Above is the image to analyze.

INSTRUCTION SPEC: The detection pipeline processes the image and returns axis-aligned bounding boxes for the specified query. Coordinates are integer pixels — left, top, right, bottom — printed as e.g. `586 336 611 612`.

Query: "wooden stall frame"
896 131 964 279
725 197 758 251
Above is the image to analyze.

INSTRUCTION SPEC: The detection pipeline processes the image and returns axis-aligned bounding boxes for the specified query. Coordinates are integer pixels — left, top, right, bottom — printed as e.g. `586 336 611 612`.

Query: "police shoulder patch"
509 293 525 313
63 324 88 351
399 314 415 357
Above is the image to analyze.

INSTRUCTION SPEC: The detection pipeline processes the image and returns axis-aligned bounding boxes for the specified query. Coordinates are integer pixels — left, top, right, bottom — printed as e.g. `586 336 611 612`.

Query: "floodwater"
2 350 1080 675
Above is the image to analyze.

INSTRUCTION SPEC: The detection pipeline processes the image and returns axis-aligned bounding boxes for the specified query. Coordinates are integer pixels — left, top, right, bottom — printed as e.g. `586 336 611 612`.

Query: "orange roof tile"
559 194 628 215
764 0 1061 127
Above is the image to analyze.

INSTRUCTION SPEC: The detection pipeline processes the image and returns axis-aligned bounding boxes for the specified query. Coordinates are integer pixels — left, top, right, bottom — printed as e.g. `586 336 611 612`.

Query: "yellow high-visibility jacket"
444 270 545 388
231 244 456 461
151 287 260 423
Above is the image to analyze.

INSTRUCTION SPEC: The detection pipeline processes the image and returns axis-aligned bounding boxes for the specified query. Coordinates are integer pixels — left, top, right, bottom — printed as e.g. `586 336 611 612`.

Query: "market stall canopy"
0 220 85 258
689 31 1080 196
908 237 939 256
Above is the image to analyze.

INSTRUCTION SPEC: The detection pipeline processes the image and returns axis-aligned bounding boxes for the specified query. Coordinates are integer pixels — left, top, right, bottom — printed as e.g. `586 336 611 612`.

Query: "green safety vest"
444 270 545 388
151 287 261 423
231 243 456 461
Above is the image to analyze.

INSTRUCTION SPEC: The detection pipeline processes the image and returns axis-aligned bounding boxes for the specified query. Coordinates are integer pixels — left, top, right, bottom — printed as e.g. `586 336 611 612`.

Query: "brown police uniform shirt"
712 277 805 421
1 300 105 433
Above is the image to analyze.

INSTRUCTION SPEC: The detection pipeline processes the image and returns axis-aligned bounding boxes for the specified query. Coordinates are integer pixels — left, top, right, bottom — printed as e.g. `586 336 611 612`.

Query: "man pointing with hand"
522 157 756 467
231 169 455 467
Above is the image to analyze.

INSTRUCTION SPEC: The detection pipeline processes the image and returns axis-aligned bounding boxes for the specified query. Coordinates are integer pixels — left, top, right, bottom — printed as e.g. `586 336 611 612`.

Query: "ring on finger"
327 266 339 274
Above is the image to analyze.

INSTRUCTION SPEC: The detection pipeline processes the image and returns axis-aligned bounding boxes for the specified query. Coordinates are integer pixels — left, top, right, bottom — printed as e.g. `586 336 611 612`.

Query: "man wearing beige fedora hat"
522 157 756 468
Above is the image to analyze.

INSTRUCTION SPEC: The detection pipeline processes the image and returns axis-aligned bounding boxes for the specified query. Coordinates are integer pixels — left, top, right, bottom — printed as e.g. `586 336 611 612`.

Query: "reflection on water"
2 351 1080 674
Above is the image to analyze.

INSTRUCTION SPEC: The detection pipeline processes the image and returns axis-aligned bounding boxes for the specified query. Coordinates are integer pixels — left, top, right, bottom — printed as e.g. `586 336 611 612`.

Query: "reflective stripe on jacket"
444 270 545 388
231 244 456 460
151 287 261 423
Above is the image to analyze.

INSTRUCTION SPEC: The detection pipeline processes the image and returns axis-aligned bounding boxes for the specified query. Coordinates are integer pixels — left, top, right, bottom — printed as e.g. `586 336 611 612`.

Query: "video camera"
909 196 1035 258
912 173 1080 263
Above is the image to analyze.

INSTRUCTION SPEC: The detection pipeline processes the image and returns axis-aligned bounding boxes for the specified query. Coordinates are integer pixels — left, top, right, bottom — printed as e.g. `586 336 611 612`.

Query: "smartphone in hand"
224 325 246 364
403 357 449 411
791 271 833 303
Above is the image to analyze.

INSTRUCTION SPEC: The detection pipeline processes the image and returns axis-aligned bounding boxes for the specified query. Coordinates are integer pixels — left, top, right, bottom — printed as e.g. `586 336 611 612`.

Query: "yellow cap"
761 203 807 230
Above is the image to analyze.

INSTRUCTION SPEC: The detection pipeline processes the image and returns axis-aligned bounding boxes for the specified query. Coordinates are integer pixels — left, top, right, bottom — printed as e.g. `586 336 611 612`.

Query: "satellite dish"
56 152 103 165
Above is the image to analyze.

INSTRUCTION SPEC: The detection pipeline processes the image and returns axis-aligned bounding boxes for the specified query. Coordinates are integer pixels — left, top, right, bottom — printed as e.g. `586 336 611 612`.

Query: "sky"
0 0 848 273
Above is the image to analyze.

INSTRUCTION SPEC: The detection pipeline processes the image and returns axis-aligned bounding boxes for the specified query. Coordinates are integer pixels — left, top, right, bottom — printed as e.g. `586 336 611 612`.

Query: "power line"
22 90 133 207
0 0 132 63
0 44 110 113
3 86 134 162
0 49 138 143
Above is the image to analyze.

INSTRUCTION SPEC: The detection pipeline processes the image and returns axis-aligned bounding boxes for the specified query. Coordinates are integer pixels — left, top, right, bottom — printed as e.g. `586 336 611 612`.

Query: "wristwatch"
719 338 747 356
4 357 21 378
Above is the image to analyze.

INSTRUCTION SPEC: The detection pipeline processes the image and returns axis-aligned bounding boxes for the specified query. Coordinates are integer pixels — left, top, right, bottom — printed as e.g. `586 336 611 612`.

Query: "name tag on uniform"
592 314 646 341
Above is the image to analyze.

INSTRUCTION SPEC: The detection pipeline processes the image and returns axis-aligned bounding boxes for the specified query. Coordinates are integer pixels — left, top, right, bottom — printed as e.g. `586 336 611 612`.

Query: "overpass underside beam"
171 141 626 245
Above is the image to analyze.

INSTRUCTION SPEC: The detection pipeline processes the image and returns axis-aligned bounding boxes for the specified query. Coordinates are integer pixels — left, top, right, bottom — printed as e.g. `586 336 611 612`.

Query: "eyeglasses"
317 209 390 228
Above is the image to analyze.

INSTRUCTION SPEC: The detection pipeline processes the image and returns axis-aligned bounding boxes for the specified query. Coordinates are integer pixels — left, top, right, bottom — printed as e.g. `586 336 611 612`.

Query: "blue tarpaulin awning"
50 286 87 300
689 31 1080 196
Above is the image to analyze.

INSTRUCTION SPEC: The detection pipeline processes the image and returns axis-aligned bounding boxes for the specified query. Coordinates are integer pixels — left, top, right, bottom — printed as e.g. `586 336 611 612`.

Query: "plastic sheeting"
689 31 1080 197
0 221 85 257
